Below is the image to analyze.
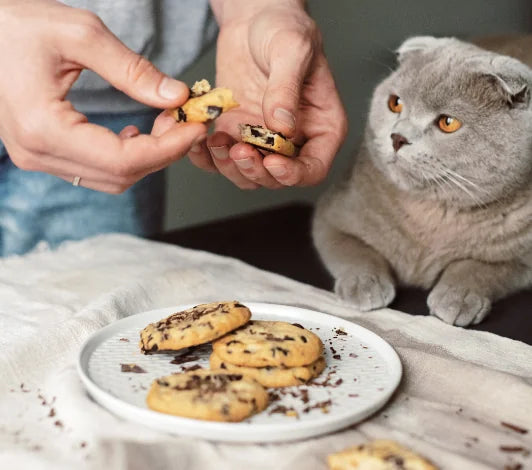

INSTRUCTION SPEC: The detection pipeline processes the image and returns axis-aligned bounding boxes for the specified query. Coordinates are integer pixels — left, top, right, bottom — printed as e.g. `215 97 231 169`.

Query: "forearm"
210 0 306 25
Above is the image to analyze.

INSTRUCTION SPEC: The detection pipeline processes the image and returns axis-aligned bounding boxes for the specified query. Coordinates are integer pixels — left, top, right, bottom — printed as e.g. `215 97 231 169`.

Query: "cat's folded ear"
480 57 531 109
396 36 458 63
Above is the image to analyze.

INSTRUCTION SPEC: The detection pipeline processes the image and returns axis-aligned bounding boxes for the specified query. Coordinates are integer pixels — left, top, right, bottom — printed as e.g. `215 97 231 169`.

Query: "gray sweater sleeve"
63 0 217 113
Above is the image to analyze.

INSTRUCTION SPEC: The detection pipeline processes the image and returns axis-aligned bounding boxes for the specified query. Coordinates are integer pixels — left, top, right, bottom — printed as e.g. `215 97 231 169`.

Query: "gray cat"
313 36 532 326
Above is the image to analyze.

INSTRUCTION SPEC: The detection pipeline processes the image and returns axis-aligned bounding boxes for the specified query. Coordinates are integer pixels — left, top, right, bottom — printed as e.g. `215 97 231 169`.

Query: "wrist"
210 0 306 25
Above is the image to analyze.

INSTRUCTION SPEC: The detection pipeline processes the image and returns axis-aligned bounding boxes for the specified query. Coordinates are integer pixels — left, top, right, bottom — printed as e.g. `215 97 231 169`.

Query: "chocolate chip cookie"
239 124 297 157
169 79 239 123
210 352 326 388
212 320 323 367
327 440 439 470
139 301 251 354
146 369 269 422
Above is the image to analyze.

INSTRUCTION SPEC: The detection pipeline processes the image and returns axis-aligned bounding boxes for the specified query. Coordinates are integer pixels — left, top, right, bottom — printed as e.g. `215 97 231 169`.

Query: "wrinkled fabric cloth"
0 234 530 470
0 111 164 256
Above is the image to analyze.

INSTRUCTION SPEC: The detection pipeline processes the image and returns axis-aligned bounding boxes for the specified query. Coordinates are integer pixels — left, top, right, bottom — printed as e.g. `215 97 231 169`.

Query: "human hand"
0 0 207 193
187 0 347 189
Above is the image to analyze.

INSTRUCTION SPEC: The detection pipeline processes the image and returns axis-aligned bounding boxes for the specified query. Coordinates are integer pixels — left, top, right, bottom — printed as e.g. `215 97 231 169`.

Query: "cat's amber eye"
388 95 403 113
438 115 462 133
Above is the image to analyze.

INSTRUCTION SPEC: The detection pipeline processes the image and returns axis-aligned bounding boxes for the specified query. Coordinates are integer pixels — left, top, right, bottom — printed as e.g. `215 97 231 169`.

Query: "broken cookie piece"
169 79 239 123
239 124 297 157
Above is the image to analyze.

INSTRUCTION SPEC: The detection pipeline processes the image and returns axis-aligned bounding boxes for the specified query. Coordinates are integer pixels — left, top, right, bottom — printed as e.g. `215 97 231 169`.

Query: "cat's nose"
391 133 410 152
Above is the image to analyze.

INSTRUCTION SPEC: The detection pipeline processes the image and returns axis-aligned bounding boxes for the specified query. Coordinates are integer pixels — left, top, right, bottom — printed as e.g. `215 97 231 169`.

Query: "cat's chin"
375 157 427 192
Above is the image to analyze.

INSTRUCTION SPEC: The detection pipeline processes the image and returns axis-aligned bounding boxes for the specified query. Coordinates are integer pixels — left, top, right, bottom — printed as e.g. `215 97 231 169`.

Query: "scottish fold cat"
313 36 532 326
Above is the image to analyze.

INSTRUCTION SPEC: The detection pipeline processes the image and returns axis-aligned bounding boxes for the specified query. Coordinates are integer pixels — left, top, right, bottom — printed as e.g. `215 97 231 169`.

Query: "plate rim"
77 301 402 443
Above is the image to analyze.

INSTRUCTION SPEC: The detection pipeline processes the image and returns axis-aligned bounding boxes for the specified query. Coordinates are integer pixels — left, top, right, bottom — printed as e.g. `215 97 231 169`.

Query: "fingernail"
209 145 229 160
158 77 187 100
235 158 253 170
266 164 287 177
273 108 296 130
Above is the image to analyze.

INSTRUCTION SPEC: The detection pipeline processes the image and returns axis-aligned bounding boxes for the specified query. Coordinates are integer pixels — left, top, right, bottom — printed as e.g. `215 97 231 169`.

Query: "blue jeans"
0 110 164 256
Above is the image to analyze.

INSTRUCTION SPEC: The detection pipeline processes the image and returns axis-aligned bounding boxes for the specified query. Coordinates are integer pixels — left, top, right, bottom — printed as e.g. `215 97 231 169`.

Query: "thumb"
262 37 314 137
69 16 189 108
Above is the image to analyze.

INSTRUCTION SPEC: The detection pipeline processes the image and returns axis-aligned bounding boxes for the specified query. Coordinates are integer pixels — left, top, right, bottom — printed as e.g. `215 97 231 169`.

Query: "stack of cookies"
210 320 325 388
138 301 326 422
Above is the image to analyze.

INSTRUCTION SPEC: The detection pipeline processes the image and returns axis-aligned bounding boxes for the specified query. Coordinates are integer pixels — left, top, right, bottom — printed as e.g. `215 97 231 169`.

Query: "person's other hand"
188 0 347 189
0 0 207 193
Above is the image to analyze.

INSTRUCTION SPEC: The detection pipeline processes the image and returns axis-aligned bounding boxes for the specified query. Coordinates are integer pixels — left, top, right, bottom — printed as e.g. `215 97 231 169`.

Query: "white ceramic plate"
77 302 402 443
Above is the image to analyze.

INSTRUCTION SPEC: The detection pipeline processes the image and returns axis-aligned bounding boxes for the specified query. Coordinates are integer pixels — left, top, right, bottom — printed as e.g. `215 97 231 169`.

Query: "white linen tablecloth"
0 234 530 470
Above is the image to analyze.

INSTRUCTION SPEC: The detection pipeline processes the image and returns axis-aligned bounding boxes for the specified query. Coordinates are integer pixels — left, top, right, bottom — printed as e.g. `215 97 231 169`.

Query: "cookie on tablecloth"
212 320 323 367
139 301 251 354
210 352 326 387
327 440 439 470
146 369 269 422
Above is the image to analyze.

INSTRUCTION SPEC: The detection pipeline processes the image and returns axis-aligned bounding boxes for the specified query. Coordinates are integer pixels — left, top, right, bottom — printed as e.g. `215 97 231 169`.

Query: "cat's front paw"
335 273 396 312
428 284 491 326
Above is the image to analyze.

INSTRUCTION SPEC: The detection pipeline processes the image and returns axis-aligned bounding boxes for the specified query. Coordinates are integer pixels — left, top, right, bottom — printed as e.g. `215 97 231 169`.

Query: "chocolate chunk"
177 107 187 122
243 350 251 354
250 127 263 137
335 329 347 335
181 364 203 373
302 399 332 414
501 422 528 434
300 336 308 343
499 446 526 453
206 106 222 119
383 455 404 467
120 364 147 373
504 464 523 470
226 340 243 346
265 136 274 145
292 323 304 329
220 362 227 369
170 355 200 365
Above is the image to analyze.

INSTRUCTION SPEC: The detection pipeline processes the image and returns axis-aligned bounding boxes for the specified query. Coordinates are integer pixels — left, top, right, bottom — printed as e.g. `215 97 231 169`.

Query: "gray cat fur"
313 36 532 326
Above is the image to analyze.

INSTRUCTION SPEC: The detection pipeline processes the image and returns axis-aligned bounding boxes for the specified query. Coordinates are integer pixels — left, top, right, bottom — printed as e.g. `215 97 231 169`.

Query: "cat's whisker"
440 172 487 208
439 165 490 195
360 56 395 73
420 167 452 200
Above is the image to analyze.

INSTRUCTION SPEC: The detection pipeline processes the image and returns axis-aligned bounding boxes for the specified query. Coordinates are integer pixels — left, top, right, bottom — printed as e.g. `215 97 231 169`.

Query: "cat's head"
366 36 532 207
